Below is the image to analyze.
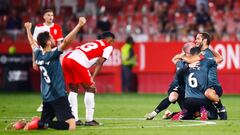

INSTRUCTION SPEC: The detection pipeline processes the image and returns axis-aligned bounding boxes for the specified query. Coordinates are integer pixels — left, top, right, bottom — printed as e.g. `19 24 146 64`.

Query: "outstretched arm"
24 22 38 50
181 55 202 64
59 17 86 51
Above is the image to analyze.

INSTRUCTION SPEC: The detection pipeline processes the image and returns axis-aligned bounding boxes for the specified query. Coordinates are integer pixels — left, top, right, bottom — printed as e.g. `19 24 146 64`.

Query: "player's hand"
32 62 39 71
24 22 32 30
78 17 86 27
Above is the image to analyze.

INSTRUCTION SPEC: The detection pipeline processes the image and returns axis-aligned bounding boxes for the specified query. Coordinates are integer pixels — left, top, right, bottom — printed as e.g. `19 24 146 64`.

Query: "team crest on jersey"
54 29 57 35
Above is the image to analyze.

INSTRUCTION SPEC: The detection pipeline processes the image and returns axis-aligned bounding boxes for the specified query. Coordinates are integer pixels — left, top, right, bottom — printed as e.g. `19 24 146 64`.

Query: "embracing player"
62 32 115 126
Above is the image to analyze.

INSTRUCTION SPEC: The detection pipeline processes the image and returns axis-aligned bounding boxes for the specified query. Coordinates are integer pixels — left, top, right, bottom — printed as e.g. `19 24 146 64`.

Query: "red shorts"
62 53 93 85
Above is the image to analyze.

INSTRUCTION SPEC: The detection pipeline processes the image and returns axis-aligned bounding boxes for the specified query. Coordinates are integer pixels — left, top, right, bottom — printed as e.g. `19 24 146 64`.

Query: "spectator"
6 9 22 41
121 36 137 93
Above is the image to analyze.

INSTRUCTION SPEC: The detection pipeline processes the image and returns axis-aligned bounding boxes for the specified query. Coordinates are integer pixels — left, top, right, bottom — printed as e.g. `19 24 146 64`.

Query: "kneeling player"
9 17 86 130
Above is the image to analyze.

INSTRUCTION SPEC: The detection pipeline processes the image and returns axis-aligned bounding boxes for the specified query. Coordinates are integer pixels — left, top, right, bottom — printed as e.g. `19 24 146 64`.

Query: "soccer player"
33 9 64 113
179 47 218 120
144 42 195 120
180 32 227 120
22 17 86 130
62 32 115 126
32 8 63 70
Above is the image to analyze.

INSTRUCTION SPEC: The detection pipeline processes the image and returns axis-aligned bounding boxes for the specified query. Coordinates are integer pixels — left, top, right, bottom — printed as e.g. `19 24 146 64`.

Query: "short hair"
182 42 195 54
190 47 201 55
199 32 211 45
43 9 54 15
100 31 115 39
126 36 134 44
37 31 50 48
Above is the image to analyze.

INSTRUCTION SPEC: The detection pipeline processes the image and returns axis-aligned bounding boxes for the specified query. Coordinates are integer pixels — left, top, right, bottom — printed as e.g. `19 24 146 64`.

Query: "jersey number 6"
188 73 198 88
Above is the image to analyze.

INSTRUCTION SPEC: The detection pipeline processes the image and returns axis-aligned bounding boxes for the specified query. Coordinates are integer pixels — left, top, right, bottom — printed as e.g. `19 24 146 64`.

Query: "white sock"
68 91 79 121
84 92 95 122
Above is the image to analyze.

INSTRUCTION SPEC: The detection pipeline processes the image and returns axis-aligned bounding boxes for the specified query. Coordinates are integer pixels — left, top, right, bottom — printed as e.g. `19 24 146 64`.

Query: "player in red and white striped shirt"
32 9 63 70
62 32 115 126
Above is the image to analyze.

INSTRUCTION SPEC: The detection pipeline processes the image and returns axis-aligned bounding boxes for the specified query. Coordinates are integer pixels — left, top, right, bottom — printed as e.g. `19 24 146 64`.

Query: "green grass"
0 93 240 135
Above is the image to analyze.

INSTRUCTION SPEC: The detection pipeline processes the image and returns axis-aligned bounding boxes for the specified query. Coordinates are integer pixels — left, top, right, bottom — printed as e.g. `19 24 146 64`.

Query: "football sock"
213 99 223 110
154 97 171 113
68 91 79 121
84 92 95 122
48 121 69 130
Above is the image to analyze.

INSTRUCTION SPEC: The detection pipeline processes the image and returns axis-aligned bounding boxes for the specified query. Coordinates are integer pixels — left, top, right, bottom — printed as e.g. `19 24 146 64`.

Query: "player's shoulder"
95 39 111 47
53 23 62 28
35 23 44 27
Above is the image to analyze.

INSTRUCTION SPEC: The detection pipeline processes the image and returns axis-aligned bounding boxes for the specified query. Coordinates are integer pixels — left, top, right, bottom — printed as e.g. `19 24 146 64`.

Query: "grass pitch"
0 93 239 135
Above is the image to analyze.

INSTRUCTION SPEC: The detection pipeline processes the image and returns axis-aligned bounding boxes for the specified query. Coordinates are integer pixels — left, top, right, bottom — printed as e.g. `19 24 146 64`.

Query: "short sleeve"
102 46 113 59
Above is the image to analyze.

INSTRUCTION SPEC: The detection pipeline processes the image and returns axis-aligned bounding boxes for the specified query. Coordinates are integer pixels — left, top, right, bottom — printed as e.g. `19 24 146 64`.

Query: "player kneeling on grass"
8 17 86 131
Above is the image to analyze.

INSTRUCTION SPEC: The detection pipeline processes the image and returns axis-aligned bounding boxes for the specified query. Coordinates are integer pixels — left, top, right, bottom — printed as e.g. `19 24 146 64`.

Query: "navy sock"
48 121 69 130
154 97 171 113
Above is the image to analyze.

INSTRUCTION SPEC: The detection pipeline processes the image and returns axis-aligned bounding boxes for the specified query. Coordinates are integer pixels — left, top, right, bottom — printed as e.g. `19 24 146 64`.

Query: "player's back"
185 58 216 99
67 39 113 68
34 47 67 102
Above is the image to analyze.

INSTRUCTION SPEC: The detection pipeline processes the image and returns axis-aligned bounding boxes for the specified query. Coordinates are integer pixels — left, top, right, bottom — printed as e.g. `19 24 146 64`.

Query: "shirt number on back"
80 42 98 52
188 73 198 88
39 66 51 84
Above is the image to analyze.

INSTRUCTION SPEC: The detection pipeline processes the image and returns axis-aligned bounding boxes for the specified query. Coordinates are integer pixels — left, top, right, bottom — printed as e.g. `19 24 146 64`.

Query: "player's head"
195 32 211 48
182 42 195 56
190 47 201 56
37 31 55 49
126 36 134 45
100 31 115 45
43 9 54 23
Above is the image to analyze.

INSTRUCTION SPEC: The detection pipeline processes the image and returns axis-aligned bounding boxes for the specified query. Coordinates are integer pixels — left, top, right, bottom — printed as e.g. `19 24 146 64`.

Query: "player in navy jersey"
180 47 218 120
144 42 194 120
19 17 86 131
178 32 227 120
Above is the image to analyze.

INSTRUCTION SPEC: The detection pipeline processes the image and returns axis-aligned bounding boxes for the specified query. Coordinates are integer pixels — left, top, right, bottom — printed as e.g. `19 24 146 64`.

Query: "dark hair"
37 31 50 48
43 9 54 15
126 36 134 44
199 32 211 45
100 31 115 39
190 47 201 55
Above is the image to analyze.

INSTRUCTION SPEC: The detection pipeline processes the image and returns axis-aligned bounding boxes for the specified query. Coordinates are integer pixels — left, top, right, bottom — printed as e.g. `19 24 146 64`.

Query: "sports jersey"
33 23 63 45
67 39 113 68
34 47 67 102
185 58 216 99
201 48 221 87
170 61 187 88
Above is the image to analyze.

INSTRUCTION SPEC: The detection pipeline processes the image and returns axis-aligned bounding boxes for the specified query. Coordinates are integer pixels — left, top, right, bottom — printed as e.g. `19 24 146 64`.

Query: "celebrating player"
144 42 195 120
62 32 115 126
21 17 86 130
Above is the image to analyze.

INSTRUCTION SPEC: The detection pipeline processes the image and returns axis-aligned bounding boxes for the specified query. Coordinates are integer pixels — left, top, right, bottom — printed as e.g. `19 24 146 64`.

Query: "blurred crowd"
0 0 240 43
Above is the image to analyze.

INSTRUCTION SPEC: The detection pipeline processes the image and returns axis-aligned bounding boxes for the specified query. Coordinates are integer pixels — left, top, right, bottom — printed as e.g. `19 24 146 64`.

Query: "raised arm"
24 22 38 50
59 17 86 51
210 48 223 64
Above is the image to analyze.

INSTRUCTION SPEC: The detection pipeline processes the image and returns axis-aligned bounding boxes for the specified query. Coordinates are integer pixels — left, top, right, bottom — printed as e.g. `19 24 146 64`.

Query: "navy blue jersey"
185 58 216 99
170 61 187 88
34 47 67 102
202 48 221 87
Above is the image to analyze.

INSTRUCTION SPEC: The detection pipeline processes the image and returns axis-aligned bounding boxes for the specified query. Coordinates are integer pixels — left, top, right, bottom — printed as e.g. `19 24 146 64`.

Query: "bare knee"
204 89 219 102
169 92 179 103
66 118 76 130
69 83 79 93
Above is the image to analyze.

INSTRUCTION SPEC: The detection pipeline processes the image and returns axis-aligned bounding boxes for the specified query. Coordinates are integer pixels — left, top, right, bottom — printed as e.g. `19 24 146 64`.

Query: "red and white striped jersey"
67 39 113 68
33 23 63 45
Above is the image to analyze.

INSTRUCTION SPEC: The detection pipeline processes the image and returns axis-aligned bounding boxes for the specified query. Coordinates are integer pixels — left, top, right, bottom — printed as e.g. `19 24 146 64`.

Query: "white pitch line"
0 117 216 129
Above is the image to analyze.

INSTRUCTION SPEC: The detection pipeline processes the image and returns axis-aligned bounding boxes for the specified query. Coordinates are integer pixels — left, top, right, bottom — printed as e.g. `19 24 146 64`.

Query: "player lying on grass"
176 32 227 120
144 42 194 120
7 17 86 131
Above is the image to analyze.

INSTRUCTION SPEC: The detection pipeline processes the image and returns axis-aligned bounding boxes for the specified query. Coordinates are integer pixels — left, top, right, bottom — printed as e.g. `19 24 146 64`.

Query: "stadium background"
0 0 240 94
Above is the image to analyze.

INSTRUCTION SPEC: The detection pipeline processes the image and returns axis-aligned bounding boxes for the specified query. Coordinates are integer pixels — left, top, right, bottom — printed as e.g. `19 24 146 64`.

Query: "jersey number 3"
39 66 51 84
80 42 98 52
188 73 198 88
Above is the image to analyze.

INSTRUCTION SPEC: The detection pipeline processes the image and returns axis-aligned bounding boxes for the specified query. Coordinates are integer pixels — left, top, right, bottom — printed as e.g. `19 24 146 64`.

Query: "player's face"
43 12 54 23
107 37 115 46
195 34 203 48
